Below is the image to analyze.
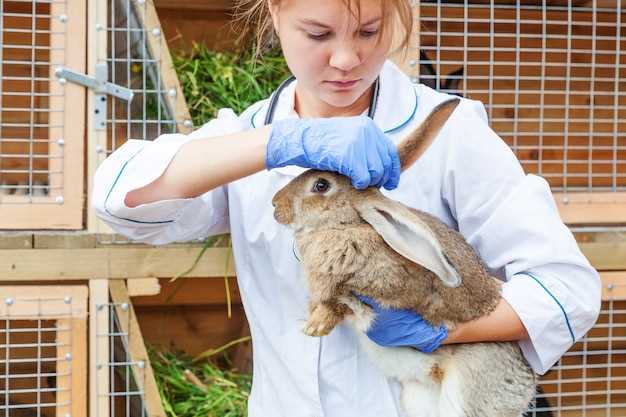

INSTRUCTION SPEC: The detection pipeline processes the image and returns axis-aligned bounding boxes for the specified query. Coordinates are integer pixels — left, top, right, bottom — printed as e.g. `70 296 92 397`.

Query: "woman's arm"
125 126 272 207
443 297 529 344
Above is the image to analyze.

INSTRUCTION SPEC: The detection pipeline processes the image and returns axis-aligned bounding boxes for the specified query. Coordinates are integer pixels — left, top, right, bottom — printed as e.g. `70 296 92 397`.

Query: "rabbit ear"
419 50 438 90
355 198 462 287
444 67 464 97
397 98 461 171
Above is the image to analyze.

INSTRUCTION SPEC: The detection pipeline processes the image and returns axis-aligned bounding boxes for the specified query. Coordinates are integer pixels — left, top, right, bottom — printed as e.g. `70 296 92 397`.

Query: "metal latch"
55 63 134 130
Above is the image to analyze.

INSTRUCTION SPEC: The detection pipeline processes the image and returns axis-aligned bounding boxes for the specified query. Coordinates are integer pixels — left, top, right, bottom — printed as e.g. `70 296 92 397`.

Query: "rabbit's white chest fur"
341 296 532 417
342 296 467 417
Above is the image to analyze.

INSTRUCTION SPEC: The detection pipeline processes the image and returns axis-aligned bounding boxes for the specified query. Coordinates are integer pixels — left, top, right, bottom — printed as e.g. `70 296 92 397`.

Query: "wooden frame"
0 1 86 229
0 286 88 417
109 280 166 417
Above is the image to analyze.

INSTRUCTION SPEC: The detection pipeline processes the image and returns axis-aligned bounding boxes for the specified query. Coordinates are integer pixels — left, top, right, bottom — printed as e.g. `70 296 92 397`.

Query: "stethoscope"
263 75 381 125
264 75 381 262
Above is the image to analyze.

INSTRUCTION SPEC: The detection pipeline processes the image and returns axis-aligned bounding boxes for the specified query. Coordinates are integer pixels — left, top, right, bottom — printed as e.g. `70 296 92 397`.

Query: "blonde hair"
234 0 413 55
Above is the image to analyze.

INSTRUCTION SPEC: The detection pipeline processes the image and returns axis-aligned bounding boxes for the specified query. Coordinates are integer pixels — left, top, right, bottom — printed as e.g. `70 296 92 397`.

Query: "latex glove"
356 295 448 353
266 116 401 190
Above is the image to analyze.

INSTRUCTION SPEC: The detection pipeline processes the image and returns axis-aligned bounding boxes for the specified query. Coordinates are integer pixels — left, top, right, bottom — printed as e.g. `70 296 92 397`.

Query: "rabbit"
419 50 464 97
271 98 537 417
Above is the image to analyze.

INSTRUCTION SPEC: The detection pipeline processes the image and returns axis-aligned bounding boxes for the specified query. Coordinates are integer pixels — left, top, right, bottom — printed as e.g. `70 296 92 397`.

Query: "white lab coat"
93 60 601 417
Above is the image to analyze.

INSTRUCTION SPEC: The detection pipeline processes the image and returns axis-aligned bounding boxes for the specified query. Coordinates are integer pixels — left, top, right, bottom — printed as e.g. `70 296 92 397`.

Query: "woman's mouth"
325 79 361 90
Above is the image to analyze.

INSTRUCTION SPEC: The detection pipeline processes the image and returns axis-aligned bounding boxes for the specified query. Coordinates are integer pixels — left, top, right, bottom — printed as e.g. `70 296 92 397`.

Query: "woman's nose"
329 44 360 73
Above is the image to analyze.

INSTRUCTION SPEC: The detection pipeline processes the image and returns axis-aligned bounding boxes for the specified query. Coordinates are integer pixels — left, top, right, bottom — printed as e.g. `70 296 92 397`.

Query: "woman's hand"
265 116 401 190
356 295 448 353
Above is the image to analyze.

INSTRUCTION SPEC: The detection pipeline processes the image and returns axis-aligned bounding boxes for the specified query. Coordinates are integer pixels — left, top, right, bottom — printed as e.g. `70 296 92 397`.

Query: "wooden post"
109 280 166 417
87 0 113 234
89 279 110 417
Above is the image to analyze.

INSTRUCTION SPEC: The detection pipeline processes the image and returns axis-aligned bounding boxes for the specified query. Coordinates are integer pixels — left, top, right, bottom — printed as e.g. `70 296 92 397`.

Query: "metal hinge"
55 63 134 130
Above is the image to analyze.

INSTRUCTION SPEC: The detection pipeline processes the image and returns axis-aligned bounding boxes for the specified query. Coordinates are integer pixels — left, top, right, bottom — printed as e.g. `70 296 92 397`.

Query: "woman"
92 0 600 415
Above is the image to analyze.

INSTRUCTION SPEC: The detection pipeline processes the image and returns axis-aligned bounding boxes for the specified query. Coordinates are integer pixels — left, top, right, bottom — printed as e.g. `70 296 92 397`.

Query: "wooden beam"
87 0 112 234
600 271 626 301
556 192 626 225
0 247 235 280
89 279 109 417
127 277 162 296
109 280 166 417
579 241 626 271
0 286 87 319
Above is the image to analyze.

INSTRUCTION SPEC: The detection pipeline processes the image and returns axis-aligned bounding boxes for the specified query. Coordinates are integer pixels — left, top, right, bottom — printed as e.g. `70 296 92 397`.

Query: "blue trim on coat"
521 271 576 343
382 87 419 134
249 86 419 133
104 149 175 224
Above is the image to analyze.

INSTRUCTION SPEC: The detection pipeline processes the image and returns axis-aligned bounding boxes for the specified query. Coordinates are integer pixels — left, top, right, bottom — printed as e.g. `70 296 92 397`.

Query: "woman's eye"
360 29 379 38
311 178 331 193
307 32 331 41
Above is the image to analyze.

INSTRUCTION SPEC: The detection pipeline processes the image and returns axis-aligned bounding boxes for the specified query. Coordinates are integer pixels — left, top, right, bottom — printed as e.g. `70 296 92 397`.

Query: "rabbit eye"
311 178 331 194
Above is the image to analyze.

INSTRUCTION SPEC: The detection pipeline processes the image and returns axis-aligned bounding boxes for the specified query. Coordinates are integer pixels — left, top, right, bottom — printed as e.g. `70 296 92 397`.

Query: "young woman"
93 0 601 415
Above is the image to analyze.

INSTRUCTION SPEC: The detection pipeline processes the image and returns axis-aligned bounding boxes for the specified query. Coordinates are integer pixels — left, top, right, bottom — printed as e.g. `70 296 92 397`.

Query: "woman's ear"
267 0 281 35
354 197 462 288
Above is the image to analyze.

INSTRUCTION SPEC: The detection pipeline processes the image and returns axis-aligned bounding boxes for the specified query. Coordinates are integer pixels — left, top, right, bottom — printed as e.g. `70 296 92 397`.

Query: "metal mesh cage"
418 0 625 193
1 0 59 199
106 0 177 152
0 286 87 417
528 297 626 416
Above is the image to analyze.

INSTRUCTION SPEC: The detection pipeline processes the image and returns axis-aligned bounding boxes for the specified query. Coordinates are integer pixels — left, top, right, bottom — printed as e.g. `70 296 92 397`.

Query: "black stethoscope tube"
263 75 381 125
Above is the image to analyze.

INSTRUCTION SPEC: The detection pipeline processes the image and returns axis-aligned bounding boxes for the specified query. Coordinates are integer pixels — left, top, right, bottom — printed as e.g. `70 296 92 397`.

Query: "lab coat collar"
251 59 418 134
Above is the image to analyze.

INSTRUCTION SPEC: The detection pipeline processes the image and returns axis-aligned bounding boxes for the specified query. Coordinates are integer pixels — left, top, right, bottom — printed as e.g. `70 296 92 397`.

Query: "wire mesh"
93 299 147 417
524 296 626 417
0 0 66 201
0 290 80 417
106 0 176 152
417 0 626 193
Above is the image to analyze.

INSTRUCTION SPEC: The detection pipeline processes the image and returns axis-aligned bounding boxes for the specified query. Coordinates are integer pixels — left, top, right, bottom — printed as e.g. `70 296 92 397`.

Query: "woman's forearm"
125 126 272 207
443 297 529 344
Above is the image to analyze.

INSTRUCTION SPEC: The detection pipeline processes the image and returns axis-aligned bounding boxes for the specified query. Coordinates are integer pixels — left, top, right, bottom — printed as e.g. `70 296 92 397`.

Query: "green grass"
151 348 251 417
173 43 290 126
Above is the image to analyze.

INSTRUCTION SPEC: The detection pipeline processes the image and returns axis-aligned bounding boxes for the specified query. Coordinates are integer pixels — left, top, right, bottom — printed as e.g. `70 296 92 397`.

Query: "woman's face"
269 0 392 112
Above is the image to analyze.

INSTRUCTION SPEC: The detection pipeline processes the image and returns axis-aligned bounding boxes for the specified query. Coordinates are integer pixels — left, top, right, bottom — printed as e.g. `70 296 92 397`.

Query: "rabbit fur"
271 98 537 417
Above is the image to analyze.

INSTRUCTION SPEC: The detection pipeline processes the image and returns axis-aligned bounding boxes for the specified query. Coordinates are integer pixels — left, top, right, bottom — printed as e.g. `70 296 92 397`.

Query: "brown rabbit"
271 99 537 417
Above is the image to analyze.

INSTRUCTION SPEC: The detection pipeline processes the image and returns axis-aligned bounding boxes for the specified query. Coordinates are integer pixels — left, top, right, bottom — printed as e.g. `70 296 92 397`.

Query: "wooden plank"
127 277 161 297
600 271 626 301
0 246 235 280
56 316 88 417
556 192 626 225
0 232 32 249
34 232 98 249
132 277 241 306
0 286 87 319
87 0 112 234
89 279 109 417
580 241 626 271
109 280 166 417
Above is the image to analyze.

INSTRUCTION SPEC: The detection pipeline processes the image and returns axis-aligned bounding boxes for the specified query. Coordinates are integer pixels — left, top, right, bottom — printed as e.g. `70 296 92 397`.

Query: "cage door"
0 1 86 229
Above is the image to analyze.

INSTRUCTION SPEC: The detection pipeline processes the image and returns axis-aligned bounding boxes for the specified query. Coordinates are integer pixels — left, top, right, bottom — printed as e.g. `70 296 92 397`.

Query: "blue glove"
356 295 448 353
266 116 401 190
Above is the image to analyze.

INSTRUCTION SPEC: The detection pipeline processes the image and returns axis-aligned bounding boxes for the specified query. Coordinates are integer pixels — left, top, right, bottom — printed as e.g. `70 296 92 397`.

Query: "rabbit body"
271 99 537 417
290 192 536 417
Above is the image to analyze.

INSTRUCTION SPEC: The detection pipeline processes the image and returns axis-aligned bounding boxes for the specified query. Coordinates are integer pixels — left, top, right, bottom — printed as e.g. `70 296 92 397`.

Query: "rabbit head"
272 98 463 287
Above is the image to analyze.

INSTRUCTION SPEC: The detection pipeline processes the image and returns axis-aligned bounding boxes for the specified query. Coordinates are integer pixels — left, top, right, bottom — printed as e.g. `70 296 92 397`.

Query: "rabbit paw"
303 304 339 337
